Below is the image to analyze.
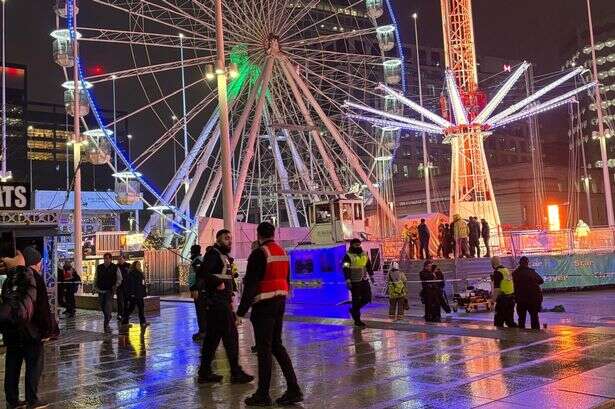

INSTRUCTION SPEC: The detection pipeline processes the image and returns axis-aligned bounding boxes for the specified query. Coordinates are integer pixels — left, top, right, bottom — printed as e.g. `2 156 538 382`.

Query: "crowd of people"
404 216 491 260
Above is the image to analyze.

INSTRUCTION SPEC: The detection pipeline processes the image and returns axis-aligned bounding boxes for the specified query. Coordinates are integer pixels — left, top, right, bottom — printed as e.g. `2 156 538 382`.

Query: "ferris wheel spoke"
275 0 320 41
85 56 214 84
233 57 275 214
282 0 364 42
280 55 397 224
285 53 381 98
106 75 208 130
285 26 377 48
91 0 215 41
285 46 383 65
132 93 217 169
77 27 216 51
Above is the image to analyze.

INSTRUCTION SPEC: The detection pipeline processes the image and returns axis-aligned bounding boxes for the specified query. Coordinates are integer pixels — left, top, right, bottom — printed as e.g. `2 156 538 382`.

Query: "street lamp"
412 12 431 213
0 0 12 182
587 0 614 226
127 133 132 158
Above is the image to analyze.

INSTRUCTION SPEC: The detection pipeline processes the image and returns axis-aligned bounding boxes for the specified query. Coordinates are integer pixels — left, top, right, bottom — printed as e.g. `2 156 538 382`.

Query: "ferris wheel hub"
266 34 281 55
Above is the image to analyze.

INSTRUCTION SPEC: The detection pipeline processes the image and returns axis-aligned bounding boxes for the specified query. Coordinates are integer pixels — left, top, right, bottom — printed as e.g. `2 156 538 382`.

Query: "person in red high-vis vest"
238 222 303 407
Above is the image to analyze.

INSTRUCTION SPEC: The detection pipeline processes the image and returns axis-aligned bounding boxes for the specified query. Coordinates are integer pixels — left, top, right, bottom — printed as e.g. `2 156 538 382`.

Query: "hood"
453 214 461 221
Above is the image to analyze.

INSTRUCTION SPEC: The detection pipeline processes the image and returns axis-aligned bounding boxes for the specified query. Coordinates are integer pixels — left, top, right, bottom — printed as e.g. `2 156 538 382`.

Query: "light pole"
70 0 83 279
127 133 132 158
413 12 431 213
0 0 12 182
111 74 117 168
179 33 189 198
587 0 614 226
215 0 234 235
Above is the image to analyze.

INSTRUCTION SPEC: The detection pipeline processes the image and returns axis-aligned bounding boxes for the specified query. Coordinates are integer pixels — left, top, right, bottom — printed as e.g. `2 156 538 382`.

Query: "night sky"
8 0 613 104
5 0 615 192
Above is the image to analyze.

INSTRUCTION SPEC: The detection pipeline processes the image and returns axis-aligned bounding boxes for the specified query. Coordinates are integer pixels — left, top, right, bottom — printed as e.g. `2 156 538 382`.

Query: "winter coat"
418 223 430 241
468 220 481 241
124 267 147 299
452 214 469 239
512 266 544 306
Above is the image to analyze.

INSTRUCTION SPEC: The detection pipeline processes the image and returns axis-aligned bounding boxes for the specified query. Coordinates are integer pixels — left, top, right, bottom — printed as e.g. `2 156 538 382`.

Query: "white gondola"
383 58 402 85
365 0 383 19
308 198 366 243
54 0 78 18
376 126 399 150
383 94 403 116
376 25 396 52
50 29 80 68
83 128 112 165
112 171 142 205
62 80 92 117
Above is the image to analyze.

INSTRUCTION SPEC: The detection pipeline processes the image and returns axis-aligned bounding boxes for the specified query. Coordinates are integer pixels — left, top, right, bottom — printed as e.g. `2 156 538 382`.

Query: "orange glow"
547 204 561 231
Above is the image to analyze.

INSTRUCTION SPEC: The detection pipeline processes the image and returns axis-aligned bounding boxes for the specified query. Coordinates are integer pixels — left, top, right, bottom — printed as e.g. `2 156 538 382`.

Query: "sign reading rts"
0 182 30 210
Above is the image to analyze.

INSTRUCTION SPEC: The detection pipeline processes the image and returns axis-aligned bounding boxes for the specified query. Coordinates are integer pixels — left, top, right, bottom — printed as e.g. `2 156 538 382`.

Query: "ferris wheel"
50 0 406 249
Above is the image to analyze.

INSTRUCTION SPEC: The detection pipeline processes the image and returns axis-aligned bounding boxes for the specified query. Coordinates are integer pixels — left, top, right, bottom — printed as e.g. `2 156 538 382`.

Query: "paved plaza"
1 295 615 409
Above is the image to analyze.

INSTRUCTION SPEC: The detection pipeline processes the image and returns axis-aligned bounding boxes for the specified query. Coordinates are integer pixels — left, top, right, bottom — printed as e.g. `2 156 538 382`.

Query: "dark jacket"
124 267 146 299
197 244 235 304
1 267 53 344
468 220 481 241
116 262 130 291
419 268 437 290
60 268 81 294
481 221 490 239
512 266 544 306
418 223 430 241
95 263 118 292
237 239 289 317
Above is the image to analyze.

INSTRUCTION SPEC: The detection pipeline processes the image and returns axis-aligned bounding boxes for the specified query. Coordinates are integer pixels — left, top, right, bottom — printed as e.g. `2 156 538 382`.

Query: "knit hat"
490 256 501 269
23 246 42 267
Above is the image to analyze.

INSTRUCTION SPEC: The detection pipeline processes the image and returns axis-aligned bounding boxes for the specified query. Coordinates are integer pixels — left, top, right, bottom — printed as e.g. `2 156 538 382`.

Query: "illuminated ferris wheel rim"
54 0 407 239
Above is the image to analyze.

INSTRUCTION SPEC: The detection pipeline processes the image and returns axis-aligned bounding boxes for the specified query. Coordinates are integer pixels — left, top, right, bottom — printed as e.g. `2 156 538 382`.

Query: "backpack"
187 256 203 288
388 279 407 298
0 267 38 339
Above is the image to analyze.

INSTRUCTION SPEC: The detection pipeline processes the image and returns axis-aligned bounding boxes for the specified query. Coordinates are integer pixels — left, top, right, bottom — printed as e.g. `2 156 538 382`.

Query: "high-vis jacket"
254 241 290 303
344 252 370 283
494 266 514 296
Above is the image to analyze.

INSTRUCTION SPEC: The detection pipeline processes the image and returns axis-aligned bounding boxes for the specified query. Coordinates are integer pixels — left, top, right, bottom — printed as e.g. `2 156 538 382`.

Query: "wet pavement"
1 298 614 408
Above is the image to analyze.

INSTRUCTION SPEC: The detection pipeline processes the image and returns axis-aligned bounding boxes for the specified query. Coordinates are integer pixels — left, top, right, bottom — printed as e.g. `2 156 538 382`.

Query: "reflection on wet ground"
1 301 614 409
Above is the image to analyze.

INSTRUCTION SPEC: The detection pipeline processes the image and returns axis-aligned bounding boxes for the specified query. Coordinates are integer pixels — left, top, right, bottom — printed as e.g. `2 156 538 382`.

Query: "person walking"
196 229 253 385
116 253 130 322
452 214 469 258
1 247 53 409
490 256 517 328
237 222 303 407
61 262 80 318
418 218 431 260
187 244 206 341
342 238 375 327
512 256 544 330
121 261 149 330
481 219 491 258
94 253 121 333
386 262 407 320
419 261 441 322
468 217 481 258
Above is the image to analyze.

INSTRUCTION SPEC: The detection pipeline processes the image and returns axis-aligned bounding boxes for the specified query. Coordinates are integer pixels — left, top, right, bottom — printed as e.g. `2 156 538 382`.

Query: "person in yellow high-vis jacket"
343 238 374 328
490 256 517 328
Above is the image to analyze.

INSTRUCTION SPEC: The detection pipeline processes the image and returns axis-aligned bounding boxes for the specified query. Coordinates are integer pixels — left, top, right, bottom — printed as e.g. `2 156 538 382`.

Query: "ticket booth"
308 198 366 244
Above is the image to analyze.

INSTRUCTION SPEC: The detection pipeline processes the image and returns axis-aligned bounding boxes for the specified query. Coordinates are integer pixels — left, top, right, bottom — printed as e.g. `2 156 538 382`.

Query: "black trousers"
4 341 44 405
423 288 441 322
251 297 299 397
517 302 541 329
116 290 125 319
469 238 480 258
65 289 76 313
419 240 430 259
122 296 146 325
98 291 113 326
199 302 241 376
350 280 372 323
494 295 517 328
195 293 207 334
483 237 490 257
